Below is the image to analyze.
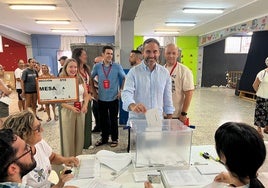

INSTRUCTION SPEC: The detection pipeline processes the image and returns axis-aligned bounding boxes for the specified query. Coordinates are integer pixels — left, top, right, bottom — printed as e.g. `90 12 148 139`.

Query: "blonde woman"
2 111 79 188
60 58 91 157
40 64 58 122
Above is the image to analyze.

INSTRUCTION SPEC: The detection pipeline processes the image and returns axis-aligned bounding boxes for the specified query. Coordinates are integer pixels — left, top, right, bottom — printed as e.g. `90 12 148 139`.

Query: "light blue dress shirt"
122 61 174 122
91 62 126 102
0 182 32 188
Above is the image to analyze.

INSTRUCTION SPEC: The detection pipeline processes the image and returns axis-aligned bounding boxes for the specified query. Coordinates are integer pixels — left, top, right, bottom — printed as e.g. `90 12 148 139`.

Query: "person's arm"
117 65 126 99
163 76 174 118
144 181 153 188
90 77 98 100
90 65 98 100
21 70 26 97
121 70 137 112
179 90 193 122
0 79 12 96
61 103 78 112
49 152 79 167
118 78 125 99
214 172 231 183
81 83 90 113
252 77 260 92
52 170 75 188
128 103 147 113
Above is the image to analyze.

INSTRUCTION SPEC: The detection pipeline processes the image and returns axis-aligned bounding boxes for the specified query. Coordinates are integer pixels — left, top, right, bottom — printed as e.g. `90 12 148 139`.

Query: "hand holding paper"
145 108 162 127
129 103 147 113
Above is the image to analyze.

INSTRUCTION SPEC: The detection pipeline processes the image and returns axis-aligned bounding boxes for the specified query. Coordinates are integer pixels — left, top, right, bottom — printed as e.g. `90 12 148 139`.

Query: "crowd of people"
0 38 267 187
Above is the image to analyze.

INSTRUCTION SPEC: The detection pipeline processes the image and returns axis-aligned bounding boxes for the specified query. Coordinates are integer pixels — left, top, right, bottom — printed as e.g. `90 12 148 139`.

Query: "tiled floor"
8 87 267 155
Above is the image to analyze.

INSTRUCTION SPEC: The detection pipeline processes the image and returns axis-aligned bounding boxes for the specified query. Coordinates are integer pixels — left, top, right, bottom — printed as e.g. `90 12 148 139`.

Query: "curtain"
60 36 86 51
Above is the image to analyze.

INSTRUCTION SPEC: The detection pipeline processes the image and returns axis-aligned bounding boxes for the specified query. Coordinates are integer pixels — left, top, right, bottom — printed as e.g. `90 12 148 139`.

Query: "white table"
65 144 268 188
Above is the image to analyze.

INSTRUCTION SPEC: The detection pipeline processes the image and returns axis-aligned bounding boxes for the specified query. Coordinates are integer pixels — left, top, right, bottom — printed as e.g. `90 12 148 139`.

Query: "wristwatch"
181 112 187 116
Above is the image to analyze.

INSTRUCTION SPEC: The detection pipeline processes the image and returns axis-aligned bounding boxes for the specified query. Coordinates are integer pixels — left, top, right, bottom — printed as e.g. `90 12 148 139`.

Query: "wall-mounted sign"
199 15 268 46
36 77 78 104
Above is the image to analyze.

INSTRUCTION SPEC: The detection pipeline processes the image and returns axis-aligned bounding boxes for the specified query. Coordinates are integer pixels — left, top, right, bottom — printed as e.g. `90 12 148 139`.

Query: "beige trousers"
61 108 85 157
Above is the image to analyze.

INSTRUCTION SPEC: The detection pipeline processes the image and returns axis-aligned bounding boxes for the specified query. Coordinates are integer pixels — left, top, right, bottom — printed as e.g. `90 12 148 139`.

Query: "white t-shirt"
14 68 24 89
256 69 268 99
165 62 194 118
22 139 53 188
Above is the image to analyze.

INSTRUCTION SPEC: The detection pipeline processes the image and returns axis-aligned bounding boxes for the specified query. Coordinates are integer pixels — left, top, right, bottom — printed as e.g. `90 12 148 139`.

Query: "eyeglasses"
32 123 42 132
10 144 32 164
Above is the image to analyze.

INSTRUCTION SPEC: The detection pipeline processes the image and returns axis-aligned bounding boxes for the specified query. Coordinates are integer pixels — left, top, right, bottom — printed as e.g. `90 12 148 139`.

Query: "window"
143 36 175 47
224 36 251 54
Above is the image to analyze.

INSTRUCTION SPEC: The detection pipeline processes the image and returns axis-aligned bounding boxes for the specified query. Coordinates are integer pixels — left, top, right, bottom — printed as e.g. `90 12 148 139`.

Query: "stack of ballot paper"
73 157 100 179
161 167 210 187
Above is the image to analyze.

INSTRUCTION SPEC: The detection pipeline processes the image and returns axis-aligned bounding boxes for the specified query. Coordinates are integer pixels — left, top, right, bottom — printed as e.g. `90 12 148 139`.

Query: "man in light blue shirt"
122 38 174 123
91 46 126 147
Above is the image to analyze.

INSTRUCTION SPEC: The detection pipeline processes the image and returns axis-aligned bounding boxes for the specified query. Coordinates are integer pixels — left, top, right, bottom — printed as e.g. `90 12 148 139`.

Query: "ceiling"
0 0 268 38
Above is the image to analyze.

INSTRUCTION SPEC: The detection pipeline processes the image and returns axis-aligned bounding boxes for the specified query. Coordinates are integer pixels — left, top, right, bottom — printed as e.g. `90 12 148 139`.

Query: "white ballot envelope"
145 108 161 127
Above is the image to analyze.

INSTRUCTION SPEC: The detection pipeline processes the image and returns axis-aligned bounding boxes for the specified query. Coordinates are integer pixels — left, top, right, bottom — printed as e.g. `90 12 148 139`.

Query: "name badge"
103 80 110 89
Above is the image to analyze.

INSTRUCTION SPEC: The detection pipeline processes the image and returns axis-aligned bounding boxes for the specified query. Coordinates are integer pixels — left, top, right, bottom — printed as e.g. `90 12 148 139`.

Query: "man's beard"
16 159 37 178
130 61 136 66
144 57 158 66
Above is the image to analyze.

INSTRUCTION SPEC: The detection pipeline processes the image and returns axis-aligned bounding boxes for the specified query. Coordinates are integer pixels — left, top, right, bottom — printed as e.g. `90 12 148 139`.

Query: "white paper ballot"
96 150 132 172
195 163 226 175
73 158 100 179
145 108 161 127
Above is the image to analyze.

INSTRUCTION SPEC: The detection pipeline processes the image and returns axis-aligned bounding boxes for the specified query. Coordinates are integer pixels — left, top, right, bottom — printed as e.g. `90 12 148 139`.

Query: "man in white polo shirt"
14 59 25 111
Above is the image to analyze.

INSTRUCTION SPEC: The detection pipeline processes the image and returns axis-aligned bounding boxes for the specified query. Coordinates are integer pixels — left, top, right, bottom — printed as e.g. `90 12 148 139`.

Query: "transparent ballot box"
130 119 192 168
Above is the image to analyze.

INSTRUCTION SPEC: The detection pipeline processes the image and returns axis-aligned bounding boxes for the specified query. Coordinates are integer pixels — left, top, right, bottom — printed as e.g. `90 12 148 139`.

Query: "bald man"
164 43 194 123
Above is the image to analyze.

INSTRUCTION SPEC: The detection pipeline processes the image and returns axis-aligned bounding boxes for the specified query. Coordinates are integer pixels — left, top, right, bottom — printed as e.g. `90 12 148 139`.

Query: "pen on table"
200 152 224 165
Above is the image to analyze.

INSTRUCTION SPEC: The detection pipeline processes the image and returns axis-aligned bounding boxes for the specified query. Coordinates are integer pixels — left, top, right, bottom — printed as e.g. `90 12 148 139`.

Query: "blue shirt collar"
101 61 113 66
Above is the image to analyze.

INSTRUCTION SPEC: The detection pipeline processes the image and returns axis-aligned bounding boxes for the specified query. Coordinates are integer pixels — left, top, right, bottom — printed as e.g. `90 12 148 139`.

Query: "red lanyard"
102 64 112 79
80 71 89 83
168 62 177 76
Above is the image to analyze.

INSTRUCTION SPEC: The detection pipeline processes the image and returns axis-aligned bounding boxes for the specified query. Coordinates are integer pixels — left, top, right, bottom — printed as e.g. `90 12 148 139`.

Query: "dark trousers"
84 101 92 148
92 99 100 131
98 99 119 142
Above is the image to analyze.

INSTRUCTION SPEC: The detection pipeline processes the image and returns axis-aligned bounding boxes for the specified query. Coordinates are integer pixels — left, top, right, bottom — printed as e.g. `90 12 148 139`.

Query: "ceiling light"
51 29 78 33
36 20 70 24
9 4 56 10
154 30 179 35
165 22 196 27
183 8 224 14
